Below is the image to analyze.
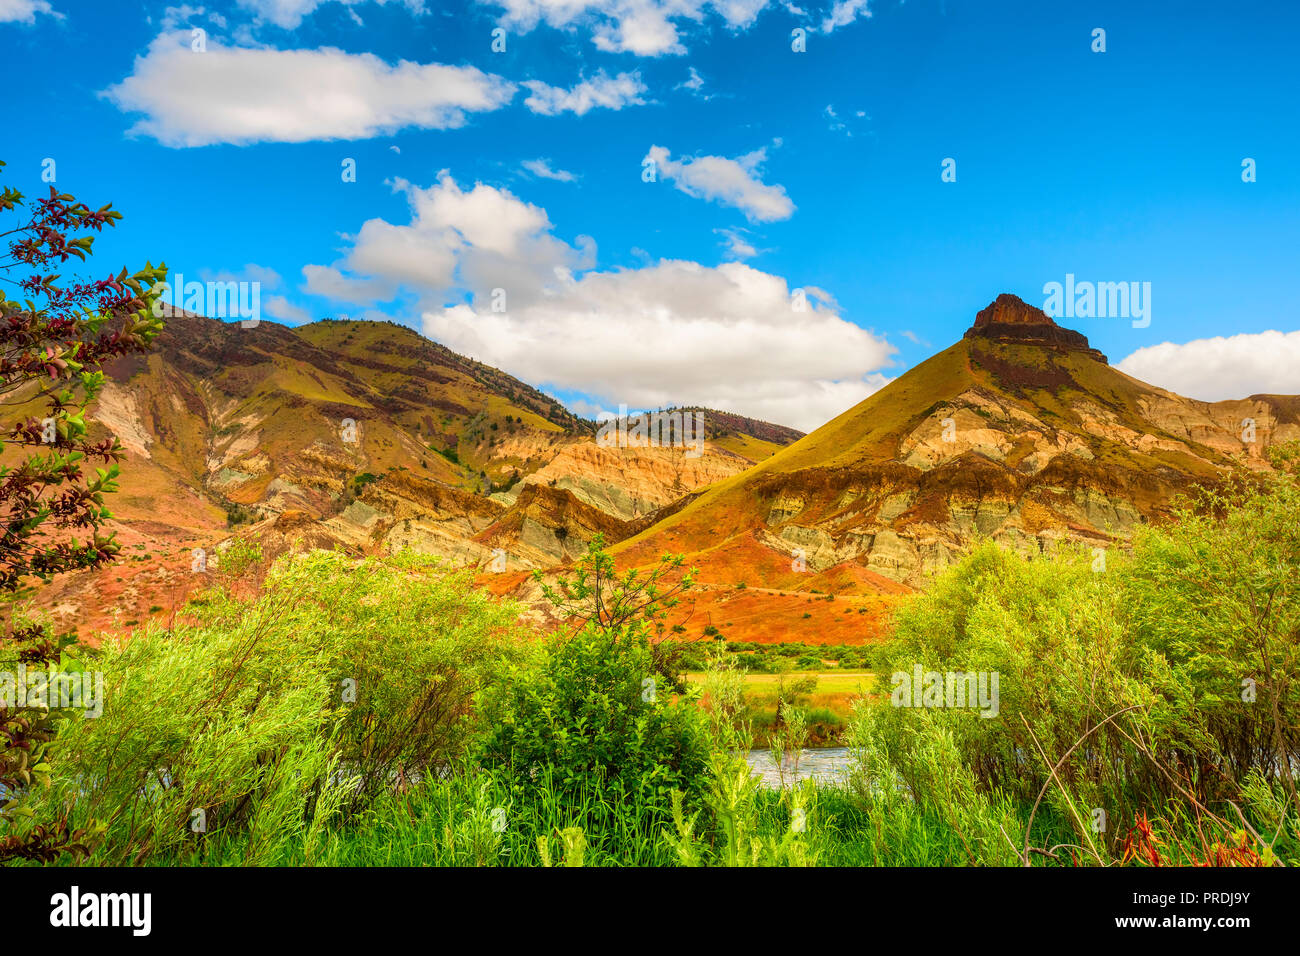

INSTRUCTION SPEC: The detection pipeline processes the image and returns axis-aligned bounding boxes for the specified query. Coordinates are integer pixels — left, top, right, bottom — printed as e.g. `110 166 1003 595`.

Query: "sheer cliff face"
617 295 1299 588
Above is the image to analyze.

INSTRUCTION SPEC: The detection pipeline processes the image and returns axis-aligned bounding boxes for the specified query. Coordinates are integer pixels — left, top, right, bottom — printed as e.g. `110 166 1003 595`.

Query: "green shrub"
1122 465 1300 808
475 625 711 805
20 549 522 864
475 537 712 816
843 457 1300 865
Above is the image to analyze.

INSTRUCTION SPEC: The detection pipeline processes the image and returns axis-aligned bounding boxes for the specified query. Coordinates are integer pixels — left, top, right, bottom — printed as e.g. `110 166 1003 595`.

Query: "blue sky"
3 0 1297 429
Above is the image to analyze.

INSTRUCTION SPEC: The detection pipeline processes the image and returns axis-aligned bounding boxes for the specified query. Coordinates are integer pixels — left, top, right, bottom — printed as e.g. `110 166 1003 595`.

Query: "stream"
745 746 854 788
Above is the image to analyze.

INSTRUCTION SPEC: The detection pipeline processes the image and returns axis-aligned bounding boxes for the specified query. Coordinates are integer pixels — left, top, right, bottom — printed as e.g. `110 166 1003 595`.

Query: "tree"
0 161 166 862
476 538 712 818
534 533 696 688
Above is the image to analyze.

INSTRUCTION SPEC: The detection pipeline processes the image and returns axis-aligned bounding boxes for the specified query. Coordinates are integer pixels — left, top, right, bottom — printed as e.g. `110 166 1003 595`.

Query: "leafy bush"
475 626 711 807
19 550 522 864
844 459 1300 865
475 538 712 815
1122 460 1300 809
0 163 165 862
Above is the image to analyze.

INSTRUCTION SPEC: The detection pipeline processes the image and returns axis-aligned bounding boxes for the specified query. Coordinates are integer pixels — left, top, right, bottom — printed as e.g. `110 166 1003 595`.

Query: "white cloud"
191 263 313 323
183 262 313 324
821 0 869 33
521 158 578 182
159 5 227 30
303 172 889 429
0 0 57 23
674 65 717 101
198 262 282 288
1116 330 1300 402
304 172 592 308
522 70 647 116
823 103 866 137
265 295 313 324
422 260 892 430
644 144 795 222
236 0 424 29
677 66 705 93
710 0 767 29
566 397 613 420
715 227 758 260
824 103 846 135
302 264 397 304
104 32 516 147
480 0 771 56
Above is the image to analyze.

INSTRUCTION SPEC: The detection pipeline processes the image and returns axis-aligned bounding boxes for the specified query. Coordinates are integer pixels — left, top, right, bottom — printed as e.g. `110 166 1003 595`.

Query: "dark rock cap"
964 293 1107 363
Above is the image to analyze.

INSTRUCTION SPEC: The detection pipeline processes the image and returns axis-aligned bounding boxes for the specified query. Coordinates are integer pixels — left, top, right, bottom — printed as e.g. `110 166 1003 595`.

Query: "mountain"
27 294 1297 646
23 308 803 635
614 294 1299 596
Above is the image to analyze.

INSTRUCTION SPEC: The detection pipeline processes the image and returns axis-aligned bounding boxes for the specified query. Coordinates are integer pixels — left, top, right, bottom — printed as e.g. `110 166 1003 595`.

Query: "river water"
745 747 854 788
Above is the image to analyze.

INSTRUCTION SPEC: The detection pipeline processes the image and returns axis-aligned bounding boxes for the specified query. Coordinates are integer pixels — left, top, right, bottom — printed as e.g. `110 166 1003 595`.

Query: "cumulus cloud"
644 144 794 223
104 32 516 146
303 172 592 308
0 0 58 23
422 261 892 430
1116 331 1300 401
302 265 396 305
521 158 578 182
522 70 647 116
566 396 614 420
301 172 888 428
480 0 771 56
264 295 313 324
821 0 870 33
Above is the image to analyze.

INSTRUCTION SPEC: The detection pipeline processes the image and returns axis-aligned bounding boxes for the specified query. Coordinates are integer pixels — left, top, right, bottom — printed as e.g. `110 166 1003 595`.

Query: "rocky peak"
964 293 1107 363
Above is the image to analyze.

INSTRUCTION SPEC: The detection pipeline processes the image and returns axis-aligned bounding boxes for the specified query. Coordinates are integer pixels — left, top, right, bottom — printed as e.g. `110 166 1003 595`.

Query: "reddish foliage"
0 160 165 863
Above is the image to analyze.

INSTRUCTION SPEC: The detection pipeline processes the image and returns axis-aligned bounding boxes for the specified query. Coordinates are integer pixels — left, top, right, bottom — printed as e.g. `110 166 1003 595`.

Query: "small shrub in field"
476 627 710 801
475 537 712 814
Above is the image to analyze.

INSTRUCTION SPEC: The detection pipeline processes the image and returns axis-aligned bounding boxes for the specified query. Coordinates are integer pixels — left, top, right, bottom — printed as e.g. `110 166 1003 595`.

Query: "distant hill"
582 406 803 445
25 307 805 635
615 294 1300 597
